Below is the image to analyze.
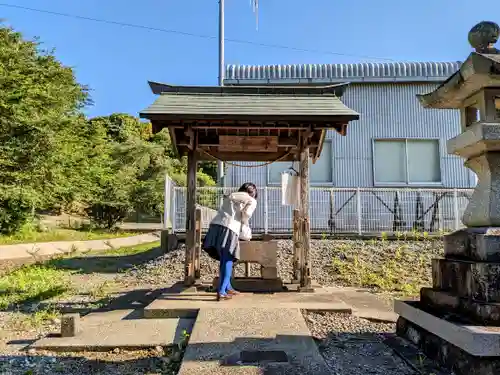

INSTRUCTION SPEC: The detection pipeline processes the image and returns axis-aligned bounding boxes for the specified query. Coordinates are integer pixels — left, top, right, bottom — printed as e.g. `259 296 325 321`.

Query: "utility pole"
217 0 225 187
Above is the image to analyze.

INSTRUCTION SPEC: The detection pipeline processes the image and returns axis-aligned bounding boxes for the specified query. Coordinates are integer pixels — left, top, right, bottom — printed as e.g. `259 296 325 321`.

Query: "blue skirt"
203 224 240 261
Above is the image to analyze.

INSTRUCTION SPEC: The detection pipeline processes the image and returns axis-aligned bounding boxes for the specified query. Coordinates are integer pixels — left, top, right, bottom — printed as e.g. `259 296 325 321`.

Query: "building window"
495 97 500 119
373 139 441 185
268 141 333 184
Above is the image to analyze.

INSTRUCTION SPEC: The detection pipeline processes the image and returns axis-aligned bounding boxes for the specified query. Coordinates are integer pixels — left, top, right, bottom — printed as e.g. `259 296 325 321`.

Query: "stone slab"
397 316 500 375
177 308 330 375
444 227 500 261
432 258 500 302
353 308 398 323
239 241 277 267
144 291 352 319
394 300 500 357
260 267 278 280
212 277 285 293
421 287 500 325
31 309 194 352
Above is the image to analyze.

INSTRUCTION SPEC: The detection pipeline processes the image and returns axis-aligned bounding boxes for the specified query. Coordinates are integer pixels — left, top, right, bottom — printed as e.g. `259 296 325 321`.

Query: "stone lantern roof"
417 20 500 109
417 53 500 109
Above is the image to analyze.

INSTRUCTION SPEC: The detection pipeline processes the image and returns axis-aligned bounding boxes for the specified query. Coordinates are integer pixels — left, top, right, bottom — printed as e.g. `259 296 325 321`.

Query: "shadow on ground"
46 246 164 274
2 334 447 375
17 288 166 317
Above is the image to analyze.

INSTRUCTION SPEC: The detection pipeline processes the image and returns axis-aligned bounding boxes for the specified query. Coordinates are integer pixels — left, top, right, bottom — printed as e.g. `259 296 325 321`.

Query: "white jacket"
210 191 257 235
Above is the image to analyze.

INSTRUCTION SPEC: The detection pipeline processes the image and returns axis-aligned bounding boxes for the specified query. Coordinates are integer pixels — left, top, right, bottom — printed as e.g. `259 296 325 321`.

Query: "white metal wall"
226 82 473 189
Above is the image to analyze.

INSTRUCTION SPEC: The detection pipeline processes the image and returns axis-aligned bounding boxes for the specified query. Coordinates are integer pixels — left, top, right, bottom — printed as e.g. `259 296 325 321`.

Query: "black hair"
238 182 258 200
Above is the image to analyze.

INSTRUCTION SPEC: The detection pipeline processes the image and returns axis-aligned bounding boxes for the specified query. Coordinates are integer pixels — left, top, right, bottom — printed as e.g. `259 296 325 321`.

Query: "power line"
0 2 396 61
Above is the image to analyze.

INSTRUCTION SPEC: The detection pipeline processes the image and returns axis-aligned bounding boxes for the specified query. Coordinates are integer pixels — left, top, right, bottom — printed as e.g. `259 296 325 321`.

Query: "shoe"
217 293 232 301
227 290 240 296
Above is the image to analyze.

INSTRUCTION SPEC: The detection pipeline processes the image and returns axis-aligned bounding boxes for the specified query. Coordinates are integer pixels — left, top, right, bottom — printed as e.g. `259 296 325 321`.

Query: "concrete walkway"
178 308 331 375
33 309 194 351
0 232 161 261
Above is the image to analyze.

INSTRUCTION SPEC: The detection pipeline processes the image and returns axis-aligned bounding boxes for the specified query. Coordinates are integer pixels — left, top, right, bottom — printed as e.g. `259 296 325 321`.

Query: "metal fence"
168 186 473 235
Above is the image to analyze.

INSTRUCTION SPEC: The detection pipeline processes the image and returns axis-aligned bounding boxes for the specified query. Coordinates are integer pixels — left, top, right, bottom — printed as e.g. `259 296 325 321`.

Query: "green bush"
86 204 129 230
0 197 33 235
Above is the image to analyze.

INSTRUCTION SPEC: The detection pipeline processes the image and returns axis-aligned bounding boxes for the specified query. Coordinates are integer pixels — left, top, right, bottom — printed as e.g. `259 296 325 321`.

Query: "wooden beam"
218 135 278 152
184 125 195 150
196 150 296 162
299 143 313 292
292 209 301 284
194 207 202 281
333 123 348 136
313 130 326 164
177 135 316 149
167 128 180 157
184 138 198 286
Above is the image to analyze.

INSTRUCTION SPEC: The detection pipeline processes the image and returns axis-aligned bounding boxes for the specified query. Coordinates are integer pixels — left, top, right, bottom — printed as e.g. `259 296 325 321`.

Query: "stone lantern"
395 21 500 375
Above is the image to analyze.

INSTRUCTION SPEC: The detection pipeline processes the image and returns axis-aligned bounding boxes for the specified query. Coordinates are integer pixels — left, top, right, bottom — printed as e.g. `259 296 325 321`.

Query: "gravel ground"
0 238 441 374
126 238 441 288
0 348 181 375
0 311 185 375
304 312 416 375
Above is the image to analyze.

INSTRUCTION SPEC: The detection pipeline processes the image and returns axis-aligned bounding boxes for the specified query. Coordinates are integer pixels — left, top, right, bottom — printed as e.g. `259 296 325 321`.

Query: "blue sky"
1 0 493 117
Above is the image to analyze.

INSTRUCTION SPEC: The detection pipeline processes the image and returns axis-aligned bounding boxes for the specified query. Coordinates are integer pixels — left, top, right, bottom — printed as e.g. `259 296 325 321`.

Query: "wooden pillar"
194 207 202 281
292 208 301 284
184 147 197 286
299 147 313 291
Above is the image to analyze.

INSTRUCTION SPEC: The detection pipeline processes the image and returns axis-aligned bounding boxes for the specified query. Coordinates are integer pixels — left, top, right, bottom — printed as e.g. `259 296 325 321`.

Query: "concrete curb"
0 232 161 262
352 308 398 323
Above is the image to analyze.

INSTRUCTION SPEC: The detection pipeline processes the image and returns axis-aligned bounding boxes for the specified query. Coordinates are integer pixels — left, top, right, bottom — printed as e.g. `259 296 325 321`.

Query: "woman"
203 182 258 301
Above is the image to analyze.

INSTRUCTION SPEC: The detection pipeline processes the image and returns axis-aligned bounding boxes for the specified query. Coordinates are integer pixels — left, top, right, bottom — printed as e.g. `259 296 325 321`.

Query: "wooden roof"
139 83 359 162
417 53 500 109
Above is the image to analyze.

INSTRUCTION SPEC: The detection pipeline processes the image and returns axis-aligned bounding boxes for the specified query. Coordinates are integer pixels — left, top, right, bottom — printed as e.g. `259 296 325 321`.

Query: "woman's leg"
218 253 227 295
220 257 234 295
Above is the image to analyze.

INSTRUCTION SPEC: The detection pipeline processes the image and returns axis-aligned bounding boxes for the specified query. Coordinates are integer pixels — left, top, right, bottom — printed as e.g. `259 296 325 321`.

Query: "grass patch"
0 265 72 309
0 227 138 245
328 237 442 297
0 242 160 309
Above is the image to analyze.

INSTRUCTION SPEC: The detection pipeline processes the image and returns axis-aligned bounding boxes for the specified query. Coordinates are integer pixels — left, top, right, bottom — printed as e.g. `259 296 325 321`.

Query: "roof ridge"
225 61 463 82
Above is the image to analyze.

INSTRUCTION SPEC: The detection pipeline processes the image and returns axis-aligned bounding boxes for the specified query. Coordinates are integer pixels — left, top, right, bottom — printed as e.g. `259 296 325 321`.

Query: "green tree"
0 26 89 232
83 115 215 229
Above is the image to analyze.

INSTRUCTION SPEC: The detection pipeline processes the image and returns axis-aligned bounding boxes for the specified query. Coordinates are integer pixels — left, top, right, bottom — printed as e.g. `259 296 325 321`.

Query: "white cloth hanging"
281 172 300 207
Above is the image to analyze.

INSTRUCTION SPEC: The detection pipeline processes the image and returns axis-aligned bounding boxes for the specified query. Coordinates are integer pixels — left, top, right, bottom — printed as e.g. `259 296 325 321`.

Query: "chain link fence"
166 186 473 235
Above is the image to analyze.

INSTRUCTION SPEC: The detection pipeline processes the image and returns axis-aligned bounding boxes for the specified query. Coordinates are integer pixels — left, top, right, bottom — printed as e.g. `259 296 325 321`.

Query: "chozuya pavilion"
140 83 359 292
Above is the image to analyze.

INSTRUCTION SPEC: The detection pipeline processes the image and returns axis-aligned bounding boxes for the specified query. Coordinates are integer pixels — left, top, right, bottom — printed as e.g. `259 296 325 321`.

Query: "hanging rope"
198 148 292 168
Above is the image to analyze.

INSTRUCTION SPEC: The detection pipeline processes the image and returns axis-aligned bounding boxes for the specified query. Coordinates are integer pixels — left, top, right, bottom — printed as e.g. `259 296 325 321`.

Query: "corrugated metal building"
171 62 476 234
222 61 476 190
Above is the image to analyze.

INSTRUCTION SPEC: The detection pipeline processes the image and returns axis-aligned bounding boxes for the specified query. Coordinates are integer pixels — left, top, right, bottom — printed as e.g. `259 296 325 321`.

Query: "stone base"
444 227 500 262
432 258 500 302
261 266 278 279
397 316 500 375
160 230 178 253
394 300 500 357
212 277 285 293
421 287 500 325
